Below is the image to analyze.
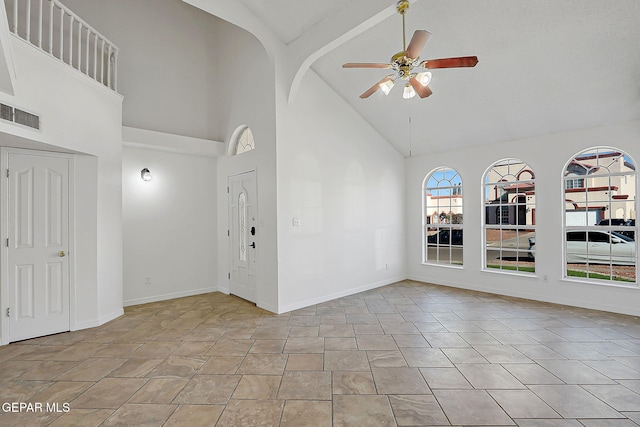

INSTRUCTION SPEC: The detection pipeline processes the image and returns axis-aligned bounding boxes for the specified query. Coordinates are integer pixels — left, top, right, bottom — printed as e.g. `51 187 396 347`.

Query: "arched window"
231 126 255 155
563 148 636 283
483 159 536 273
423 167 463 266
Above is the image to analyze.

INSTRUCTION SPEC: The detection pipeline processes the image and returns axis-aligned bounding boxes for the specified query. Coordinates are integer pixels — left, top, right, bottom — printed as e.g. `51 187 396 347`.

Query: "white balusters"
6 0 119 92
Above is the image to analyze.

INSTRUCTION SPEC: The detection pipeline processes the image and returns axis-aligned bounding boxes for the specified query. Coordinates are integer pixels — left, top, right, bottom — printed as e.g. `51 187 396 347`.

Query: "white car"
528 230 636 265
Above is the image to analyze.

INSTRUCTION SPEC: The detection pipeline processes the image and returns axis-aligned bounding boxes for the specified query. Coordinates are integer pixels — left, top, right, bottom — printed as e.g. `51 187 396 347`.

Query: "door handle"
250 242 256 249
58 251 66 257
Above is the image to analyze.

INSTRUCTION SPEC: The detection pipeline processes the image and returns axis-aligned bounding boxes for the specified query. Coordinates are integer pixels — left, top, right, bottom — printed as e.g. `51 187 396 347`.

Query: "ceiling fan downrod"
396 0 410 51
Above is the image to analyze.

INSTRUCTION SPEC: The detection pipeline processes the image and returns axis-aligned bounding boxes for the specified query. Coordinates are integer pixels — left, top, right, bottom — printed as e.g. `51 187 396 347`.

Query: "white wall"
122 146 217 306
60 0 223 141
407 119 640 316
0 34 123 341
214 19 279 312
276 70 406 312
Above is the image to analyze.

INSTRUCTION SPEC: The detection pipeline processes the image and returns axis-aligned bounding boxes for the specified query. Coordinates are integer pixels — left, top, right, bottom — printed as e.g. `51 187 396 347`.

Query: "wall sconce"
141 168 152 181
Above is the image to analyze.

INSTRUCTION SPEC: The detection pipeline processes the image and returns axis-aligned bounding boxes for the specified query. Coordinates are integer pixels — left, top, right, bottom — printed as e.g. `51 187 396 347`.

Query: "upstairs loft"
4 0 118 93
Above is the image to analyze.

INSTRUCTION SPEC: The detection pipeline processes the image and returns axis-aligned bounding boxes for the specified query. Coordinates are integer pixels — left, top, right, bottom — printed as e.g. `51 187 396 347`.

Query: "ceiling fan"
343 0 478 99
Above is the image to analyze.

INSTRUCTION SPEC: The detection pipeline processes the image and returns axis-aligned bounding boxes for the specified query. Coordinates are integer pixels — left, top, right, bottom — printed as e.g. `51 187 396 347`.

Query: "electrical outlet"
145 276 152 285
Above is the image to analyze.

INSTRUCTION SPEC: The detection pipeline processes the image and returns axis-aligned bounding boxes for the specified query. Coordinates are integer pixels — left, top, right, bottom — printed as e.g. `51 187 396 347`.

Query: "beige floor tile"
101 403 176 426
278 371 332 400
319 324 355 337
48 408 114 427
145 355 206 378
286 353 324 371
16 360 79 380
434 389 514 425
170 341 213 356
333 395 395 427
30 381 94 404
332 371 376 395
281 400 332 427
4 286 640 426
283 337 325 353
232 374 282 399
325 337 358 351
206 339 254 356
419 367 472 389
173 375 241 405
163 404 224 427
249 339 286 353
529 384 625 418
324 351 370 372
489 389 560 419
238 354 288 375
198 356 244 374
388 394 449 426
55 357 126 381
366 350 407 368
356 335 398 351
217 400 284 426
108 359 163 378
371 367 430 395
71 378 148 409
128 378 190 403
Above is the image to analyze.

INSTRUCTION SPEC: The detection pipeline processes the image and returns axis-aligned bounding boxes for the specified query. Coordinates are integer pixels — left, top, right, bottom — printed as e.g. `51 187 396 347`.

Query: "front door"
228 171 257 303
5 150 70 342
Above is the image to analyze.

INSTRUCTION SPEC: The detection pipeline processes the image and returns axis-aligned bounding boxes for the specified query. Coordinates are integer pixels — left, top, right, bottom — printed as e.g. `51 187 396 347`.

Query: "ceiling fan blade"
360 76 393 99
405 30 431 59
409 77 432 98
343 63 392 69
422 56 479 69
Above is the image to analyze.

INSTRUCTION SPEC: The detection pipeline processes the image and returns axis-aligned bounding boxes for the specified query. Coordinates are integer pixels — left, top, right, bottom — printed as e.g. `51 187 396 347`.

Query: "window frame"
563 147 637 285
422 167 464 268
482 158 536 275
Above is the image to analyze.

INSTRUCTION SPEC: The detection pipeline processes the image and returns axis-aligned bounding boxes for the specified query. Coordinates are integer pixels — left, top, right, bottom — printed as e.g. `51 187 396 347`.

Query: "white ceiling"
237 0 640 157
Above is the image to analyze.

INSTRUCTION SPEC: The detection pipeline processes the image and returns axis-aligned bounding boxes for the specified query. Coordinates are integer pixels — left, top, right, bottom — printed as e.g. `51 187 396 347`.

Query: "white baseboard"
123 286 218 307
277 276 406 314
72 307 124 331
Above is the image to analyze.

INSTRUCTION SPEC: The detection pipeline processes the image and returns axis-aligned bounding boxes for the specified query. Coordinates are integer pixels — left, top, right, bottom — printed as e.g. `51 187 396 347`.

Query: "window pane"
564 148 637 284
424 167 463 266
483 159 536 274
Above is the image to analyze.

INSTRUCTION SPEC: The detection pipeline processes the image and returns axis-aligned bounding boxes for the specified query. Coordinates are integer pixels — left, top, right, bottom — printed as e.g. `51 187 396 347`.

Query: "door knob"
250 242 256 248
58 251 66 257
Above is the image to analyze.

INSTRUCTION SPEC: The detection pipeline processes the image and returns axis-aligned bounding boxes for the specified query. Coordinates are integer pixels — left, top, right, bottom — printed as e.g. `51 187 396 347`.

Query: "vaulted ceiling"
234 0 640 157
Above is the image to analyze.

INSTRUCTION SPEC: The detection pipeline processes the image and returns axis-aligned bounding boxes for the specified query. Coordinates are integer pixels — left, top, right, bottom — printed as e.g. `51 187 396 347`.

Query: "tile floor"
1 280 640 426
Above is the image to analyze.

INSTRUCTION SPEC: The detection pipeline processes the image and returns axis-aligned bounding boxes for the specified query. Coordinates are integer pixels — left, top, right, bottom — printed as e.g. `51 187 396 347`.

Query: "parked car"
598 219 635 240
427 229 463 246
528 230 635 265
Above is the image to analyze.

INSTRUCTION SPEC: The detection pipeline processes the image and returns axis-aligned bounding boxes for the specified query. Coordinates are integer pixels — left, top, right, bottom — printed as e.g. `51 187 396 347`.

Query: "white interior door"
6 150 70 342
229 171 257 303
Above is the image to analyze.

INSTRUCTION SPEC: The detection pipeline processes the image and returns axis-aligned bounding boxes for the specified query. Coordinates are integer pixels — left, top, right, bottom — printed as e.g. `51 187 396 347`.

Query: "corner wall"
122 145 218 306
276 70 406 312
406 120 640 316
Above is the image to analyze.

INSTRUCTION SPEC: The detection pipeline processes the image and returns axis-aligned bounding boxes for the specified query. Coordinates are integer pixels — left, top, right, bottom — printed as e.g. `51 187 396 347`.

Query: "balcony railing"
5 0 119 92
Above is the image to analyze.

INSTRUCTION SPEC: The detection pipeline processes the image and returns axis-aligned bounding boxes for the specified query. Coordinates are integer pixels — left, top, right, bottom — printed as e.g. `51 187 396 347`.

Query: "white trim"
123 286 218 307
407 274 640 317
72 308 124 330
123 126 225 158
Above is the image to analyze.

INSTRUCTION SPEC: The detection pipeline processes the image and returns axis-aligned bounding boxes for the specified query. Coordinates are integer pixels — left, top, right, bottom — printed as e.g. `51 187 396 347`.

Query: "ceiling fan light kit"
343 0 478 99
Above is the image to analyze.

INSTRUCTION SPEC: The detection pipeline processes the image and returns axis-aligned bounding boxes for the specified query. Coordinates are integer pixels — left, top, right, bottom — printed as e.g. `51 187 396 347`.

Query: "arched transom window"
483 158 536 274
563 148 636 284
233 126 255 155
423 167 463 266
